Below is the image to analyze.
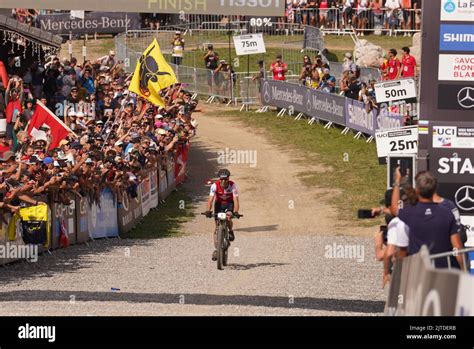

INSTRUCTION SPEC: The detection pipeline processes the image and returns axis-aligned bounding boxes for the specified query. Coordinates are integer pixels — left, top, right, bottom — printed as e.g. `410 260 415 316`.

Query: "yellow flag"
129 38 178 106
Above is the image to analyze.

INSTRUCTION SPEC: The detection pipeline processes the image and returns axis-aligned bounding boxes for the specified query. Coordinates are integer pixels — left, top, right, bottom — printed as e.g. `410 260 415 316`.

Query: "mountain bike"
202 211 243 270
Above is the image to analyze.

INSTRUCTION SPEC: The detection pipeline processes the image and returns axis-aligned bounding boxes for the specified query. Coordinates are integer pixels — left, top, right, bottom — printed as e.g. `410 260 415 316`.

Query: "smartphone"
357 209 375 219
380 225 388 243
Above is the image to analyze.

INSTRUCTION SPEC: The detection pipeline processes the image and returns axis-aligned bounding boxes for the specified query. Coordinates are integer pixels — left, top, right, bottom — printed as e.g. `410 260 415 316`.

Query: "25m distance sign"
375 125 419 159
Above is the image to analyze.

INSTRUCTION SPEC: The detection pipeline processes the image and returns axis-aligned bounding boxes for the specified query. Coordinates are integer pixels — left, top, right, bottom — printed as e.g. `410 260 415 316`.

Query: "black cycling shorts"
214 201 234 214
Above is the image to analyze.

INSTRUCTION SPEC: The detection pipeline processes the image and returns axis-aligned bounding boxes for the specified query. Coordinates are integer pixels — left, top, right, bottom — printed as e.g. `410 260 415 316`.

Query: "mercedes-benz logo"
455 186 474 211
306 89 312 112
263 81 271 104
457 87 474 109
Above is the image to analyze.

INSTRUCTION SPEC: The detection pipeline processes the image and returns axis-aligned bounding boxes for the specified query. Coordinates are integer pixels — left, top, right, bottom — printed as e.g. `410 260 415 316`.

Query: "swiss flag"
27 101 73 149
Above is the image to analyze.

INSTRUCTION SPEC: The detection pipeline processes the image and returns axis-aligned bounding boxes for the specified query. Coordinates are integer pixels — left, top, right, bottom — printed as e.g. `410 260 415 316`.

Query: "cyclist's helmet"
218 168 231 179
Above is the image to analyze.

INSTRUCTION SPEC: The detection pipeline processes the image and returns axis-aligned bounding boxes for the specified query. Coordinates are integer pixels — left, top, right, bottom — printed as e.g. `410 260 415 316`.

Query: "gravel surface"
0 105 386 316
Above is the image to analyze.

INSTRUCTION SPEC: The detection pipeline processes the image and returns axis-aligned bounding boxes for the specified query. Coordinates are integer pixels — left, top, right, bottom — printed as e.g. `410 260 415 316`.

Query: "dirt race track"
0 105 386 316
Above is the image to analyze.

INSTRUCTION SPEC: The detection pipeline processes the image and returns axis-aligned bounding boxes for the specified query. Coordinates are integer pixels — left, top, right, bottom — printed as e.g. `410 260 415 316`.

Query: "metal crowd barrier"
429 247 474 273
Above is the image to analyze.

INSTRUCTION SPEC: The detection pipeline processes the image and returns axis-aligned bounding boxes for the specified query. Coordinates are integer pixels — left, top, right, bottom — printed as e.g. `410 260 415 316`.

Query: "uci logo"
434 127 455 136
444 0 456 13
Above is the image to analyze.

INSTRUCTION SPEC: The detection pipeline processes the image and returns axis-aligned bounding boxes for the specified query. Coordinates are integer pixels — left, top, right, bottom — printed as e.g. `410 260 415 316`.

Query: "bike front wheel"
216 224 225 270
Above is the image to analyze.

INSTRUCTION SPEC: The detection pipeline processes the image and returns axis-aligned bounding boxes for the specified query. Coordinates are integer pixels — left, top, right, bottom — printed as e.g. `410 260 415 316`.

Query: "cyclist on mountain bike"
204 169 240 261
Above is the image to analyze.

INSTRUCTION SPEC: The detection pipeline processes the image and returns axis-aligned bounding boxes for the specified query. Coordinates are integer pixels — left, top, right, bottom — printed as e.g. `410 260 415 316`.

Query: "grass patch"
219 109 386 223
122 187 195 239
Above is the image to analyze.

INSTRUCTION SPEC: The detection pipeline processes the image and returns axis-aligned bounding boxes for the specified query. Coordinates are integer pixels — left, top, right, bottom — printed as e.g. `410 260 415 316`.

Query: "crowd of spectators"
11 1 423 36
0 51 198 214
372 169 466 287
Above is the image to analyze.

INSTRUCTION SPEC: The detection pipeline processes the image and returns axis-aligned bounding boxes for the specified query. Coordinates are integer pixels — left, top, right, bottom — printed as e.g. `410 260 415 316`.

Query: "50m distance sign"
374 79 417 104
375 125 419 159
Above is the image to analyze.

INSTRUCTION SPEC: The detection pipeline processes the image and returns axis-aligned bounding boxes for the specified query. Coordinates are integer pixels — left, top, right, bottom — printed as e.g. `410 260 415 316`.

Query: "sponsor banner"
438 83 474 110
262 79 305 110
460 215 474 247
431 148 474 184
456 274 474 314
386 247 460 316
440 24 474 51
118 188 143 235
433 125 474 148
436 182 474 215
88 189 119 239
0 0 286 16
37 12 141 35
140 175 151 217
261 79 346 126
376 126 419 159
438 54 474 81
441 0 474 22
233 34 266 56
305 88 346 126
166 159 176 193
418 270 459 316
75 196 89 244
303 25 325 51
51 201 76 249
344 99 376 136
150 171 159 209
158 168 168 201
374 79 417 104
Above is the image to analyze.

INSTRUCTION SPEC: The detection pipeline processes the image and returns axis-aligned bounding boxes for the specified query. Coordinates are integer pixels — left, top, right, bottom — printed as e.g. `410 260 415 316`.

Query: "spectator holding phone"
270 54 288 81
390 169 465 269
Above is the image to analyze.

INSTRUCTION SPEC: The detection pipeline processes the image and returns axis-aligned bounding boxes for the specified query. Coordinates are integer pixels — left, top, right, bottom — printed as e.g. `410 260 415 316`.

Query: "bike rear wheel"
216 224 225 270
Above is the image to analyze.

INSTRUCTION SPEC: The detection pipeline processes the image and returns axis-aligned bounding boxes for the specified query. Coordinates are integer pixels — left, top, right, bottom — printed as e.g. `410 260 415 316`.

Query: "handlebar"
201 212 243 219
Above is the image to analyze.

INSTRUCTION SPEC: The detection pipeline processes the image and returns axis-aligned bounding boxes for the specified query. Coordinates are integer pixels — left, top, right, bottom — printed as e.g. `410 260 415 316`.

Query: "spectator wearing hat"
96 50 116 70
204 44 219 94
214 60 234 102
342 52 358 77
171 31 185 66
319 68 336 93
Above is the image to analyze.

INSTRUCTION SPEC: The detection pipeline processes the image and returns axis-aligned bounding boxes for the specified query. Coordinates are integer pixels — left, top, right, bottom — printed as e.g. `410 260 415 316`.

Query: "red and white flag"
27 100 74 149
59 218 70 248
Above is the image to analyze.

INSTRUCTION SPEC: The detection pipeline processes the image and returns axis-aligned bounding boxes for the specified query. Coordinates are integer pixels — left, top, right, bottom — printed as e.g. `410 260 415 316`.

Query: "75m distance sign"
233 34 266 56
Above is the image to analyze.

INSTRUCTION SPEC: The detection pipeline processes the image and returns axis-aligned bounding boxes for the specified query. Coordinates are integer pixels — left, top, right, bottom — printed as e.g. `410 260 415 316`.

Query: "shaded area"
0 290 385 314
122 188 196 239
228 262 288 271
234 225 279 233
0 238 148 285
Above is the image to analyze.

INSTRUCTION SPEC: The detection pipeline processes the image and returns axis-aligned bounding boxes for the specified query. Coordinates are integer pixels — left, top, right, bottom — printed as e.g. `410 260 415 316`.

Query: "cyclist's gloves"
204 210 213 218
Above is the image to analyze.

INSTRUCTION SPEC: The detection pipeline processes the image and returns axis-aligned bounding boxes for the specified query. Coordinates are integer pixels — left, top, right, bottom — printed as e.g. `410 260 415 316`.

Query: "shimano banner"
344 99 377 136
